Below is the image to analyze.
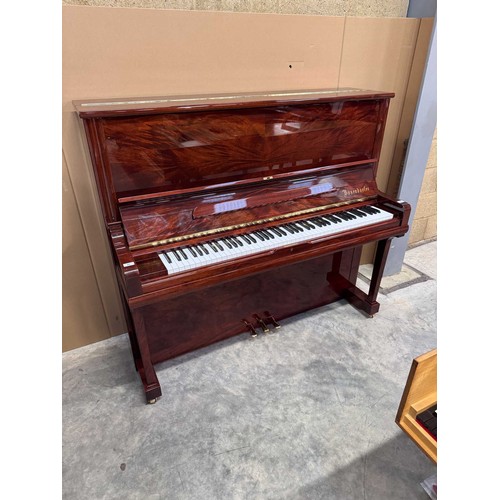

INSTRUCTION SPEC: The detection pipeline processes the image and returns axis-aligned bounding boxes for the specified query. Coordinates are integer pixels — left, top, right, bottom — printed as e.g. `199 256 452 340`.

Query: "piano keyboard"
158 205 393 275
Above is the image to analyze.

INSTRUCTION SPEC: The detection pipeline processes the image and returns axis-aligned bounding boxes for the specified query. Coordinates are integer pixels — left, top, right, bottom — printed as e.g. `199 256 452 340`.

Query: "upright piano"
74 88 411 403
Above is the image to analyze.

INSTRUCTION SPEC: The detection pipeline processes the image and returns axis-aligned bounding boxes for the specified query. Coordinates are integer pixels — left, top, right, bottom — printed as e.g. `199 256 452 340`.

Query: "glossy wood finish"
120 165 379 250
142 255 343 364
75 88 409 403
78 89 392 223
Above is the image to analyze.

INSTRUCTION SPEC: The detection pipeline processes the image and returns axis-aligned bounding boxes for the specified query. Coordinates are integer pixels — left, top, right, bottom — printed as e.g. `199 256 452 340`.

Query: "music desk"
396 348 437 464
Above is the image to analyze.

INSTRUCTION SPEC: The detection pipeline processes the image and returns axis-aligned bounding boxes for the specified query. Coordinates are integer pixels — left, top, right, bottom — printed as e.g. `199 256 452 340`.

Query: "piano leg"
118 287 141 372
130 308 162 404
329 238 392 317
366 238 392 307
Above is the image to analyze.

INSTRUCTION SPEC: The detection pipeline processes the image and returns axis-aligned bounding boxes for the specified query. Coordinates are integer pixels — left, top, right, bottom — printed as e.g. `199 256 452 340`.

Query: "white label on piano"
309 182 332 195
123 262 135 268
214 199 247 214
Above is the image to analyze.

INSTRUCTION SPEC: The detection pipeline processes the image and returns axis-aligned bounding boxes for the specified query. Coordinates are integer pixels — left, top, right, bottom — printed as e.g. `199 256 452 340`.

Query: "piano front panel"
139 253 346 364
99 99 385 198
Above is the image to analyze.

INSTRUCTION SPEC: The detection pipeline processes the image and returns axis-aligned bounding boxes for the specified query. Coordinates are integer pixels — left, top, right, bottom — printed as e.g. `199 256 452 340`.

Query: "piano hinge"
131 195 377 251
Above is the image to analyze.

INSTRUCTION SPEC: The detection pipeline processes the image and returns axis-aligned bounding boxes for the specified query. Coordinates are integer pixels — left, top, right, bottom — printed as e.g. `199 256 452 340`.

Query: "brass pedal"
264 312 281 330
242 319 258 338
253 314 270 333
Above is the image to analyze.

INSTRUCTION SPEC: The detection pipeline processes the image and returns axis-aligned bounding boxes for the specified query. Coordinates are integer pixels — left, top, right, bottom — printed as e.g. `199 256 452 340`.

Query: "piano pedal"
263 311 281 330
242 319 258 338
253 314 270 333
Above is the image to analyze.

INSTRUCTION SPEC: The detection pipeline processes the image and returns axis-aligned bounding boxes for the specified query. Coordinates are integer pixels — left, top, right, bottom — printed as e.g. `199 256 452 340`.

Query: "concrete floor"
63 241 437 500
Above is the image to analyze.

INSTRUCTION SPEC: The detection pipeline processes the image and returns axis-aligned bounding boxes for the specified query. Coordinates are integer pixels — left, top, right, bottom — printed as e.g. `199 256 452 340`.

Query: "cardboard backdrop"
62 5 433 351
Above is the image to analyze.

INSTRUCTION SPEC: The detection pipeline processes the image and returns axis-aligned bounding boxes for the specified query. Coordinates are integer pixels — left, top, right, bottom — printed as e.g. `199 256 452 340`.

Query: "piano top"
74 88 394 117
75 88 395 228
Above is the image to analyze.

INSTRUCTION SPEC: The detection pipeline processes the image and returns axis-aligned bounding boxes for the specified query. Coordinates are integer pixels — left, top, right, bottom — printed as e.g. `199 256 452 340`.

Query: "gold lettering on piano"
131 195 376 251
341 185 370 196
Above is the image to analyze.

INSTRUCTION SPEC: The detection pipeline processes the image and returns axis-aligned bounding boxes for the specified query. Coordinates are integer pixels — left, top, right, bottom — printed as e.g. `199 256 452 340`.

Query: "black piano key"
172 249 182 261
284 224 296 234
247 233 257 243
254 231 265 241
356 206 372 215
258 230 270 240
193 245 204 256
214 240 224 251
187 246 197 257
163 252 172 263
347 209 362 217
233 236 244 246
240 234 252 244
209 241 219 252
263 229 275 239
222 238 233 249
335 212 350 221
347 209 362 218
199 244 209 255
178 248 188 259
277 227 288 236
362 206 379 214
324 215 340 223
291 223 303 232
318 217 331 225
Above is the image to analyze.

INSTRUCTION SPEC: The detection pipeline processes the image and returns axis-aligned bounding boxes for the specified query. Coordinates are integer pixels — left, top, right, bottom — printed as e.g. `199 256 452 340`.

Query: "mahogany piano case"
74 88 410 403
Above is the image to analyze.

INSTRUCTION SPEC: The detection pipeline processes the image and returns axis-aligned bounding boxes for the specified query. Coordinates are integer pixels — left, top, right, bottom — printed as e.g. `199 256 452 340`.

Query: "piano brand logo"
342 185 370 196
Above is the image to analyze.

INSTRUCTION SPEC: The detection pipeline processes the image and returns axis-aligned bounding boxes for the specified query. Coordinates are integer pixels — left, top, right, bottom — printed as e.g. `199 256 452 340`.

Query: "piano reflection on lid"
74 88 411 404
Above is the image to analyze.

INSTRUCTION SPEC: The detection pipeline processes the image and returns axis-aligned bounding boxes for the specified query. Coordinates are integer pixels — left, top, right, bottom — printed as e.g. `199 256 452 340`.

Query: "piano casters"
242 313 281 338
